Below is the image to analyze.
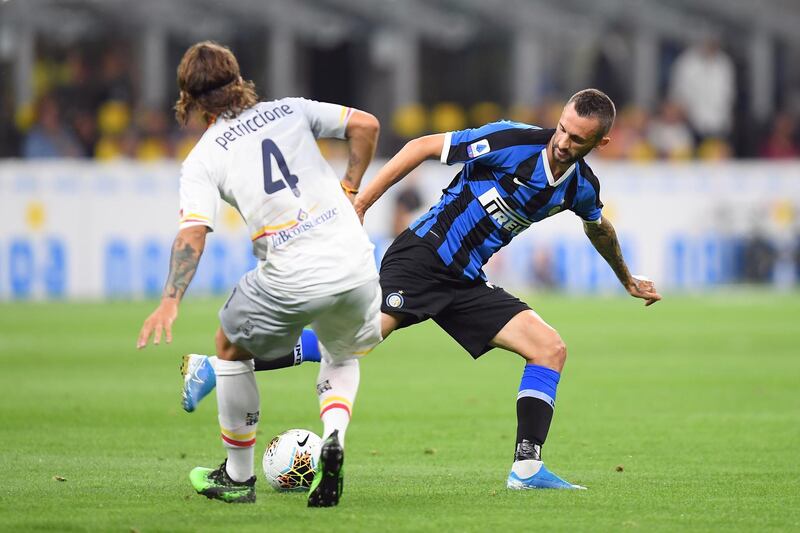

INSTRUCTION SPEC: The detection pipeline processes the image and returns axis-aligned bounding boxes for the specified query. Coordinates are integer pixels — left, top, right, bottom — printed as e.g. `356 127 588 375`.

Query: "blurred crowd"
4 40 800 161
7 46 206 162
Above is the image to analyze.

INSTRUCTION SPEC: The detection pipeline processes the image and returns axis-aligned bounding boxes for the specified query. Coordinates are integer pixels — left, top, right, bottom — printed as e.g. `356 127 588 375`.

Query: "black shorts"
379 229 530 358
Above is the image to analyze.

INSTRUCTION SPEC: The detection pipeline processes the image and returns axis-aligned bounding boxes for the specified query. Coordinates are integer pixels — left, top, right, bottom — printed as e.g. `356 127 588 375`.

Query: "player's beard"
550 141 575 165
550 140 592 165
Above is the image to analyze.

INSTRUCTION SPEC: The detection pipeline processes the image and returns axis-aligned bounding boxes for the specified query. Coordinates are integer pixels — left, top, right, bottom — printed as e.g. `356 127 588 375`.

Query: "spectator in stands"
98 46 133 103
136 108 172 160
742 231 777 283
589 26 631 108
669 34 735 144
529 247 557 290
94 100 133 160
597 105 655 160
173 112 206 160
71 110 98 157
392 178 424 237
760 112 799 159
22 95 82 158
647 100 694 159
697 137 733 160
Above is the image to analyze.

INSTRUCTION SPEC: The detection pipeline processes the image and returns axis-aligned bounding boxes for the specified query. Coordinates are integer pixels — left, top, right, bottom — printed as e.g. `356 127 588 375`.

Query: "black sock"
254 351 296 371
514 364 560 461
514 397 554 461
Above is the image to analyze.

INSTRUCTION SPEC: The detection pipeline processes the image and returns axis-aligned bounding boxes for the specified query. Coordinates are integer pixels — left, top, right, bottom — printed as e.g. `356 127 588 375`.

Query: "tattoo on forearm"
344 150 363 184
585 219 631 287
163 236 201 300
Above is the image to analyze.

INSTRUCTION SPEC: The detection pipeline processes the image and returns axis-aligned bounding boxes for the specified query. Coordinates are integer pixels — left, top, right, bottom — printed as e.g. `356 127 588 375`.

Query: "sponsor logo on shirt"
477 187 532 236
269 207 339 248
467 139 491 159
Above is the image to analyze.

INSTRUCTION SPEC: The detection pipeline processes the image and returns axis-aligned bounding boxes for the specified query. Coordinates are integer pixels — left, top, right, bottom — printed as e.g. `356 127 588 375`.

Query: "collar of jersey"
540 147 575 187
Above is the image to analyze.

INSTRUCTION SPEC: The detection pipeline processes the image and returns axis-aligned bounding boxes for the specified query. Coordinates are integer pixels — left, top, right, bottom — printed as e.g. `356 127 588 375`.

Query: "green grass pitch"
1 292 799 531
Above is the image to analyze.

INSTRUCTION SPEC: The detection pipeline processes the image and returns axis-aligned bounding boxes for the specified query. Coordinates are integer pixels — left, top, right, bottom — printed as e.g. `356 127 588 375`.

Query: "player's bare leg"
491 310 585 489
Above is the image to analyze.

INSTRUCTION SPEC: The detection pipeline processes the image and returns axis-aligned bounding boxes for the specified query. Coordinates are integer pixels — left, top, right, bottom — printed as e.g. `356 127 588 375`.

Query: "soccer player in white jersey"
136 41 381 506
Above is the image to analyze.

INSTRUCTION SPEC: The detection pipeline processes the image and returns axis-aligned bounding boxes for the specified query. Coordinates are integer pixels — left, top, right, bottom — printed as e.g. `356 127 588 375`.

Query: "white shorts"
219 270 382 363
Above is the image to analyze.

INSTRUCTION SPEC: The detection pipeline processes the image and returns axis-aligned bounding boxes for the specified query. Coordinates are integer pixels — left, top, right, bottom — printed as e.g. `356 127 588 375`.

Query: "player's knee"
528 331 566 371
550 336 567 369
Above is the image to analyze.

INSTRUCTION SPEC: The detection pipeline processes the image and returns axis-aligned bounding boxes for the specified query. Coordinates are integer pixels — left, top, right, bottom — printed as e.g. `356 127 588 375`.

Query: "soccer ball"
262 429 322 491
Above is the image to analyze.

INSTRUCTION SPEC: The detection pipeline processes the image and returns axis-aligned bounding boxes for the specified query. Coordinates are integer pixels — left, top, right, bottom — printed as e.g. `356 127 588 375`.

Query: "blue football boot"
181 354 216 413
507 461 587 490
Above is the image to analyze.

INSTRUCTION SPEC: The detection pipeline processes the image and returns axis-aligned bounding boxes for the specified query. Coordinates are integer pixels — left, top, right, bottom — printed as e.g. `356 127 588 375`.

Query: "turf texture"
1 292 798 531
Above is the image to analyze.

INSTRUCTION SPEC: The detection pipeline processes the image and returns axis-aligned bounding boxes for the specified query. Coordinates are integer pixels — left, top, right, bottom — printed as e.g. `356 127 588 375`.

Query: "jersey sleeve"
440 121 539 170
571 165 603 224
572 194 603 224
290 97 352 140
178 154 220 231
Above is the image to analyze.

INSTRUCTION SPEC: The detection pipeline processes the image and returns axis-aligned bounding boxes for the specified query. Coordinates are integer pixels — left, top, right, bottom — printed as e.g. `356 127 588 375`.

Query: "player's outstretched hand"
137 299 179 349
628 275 662 307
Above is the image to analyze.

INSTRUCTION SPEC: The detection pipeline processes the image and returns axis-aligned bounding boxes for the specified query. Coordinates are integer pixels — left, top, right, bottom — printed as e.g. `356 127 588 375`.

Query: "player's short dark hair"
174 41 258 126
567 89 616 138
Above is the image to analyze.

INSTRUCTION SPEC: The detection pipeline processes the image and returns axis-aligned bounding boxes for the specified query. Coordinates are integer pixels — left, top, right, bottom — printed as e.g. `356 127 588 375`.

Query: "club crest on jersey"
386 292 404 308
297 209 308 221
467 139 491 159
477 188 533 235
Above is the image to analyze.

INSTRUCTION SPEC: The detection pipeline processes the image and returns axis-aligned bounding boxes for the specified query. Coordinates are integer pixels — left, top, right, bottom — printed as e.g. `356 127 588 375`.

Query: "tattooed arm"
137 225 209 348
341 110 380 204
583 216 662 306
162 226 207 300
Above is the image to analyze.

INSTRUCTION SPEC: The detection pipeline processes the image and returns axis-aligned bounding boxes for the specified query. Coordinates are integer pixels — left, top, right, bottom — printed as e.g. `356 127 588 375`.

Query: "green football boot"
308 430 344 508
190 460 256 503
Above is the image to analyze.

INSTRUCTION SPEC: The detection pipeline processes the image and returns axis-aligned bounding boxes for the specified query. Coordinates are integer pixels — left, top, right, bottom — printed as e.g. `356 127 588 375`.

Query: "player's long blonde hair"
175 41 258 126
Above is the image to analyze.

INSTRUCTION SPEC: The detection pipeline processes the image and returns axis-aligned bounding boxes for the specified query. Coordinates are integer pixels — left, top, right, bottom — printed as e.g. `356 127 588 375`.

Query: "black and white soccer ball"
262 429 322 491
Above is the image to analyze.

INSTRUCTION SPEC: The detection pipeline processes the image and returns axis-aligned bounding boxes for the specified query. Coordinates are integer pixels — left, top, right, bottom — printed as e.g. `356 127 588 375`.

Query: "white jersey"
178 98 377 298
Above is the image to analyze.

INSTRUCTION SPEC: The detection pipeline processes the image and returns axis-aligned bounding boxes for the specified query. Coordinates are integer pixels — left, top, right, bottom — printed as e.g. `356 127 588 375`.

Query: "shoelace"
209 461 230 484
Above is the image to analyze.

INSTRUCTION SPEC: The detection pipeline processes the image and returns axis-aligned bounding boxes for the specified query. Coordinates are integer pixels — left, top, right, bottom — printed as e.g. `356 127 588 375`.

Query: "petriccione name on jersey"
478 188 532 236
214 103 295 151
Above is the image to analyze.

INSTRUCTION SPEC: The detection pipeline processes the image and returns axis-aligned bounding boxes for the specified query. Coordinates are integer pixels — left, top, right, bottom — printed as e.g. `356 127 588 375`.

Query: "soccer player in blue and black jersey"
354 88 662 490
180 88 662 492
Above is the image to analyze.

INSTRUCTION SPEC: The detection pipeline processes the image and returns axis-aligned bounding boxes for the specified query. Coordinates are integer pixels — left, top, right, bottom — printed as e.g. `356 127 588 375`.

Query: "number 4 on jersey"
262 139 300 197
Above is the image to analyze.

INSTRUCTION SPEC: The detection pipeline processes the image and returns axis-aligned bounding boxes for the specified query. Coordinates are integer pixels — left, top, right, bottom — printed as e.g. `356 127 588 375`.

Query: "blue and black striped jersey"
409 121 603 281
